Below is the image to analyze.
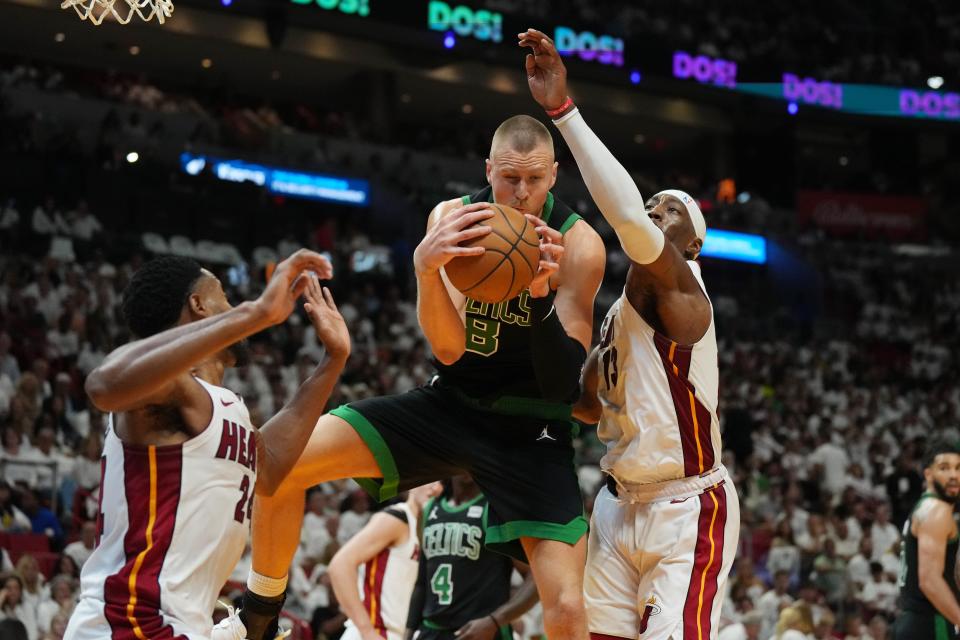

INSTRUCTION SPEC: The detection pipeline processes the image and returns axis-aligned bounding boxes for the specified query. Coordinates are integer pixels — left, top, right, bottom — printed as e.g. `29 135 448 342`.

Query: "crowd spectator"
0 573 37 640
62 522 95 570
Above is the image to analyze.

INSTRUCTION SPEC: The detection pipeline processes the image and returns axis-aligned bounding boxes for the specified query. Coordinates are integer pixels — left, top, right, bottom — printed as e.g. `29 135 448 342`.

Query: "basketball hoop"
60 0 174 25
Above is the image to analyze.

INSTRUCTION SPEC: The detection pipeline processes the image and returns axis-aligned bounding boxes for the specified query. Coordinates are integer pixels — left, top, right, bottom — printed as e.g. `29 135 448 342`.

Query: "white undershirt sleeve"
553 108 665 264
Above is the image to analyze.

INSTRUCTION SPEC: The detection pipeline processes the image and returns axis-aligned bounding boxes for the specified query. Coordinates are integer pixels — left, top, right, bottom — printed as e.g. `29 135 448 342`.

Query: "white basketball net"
61 0 174 25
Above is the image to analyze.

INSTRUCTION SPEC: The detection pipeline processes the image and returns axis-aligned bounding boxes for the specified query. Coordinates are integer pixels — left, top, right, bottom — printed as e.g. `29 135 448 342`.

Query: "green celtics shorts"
330 382 587 561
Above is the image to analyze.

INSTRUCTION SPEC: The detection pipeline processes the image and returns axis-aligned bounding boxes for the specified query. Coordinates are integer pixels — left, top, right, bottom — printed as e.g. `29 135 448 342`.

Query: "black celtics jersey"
434 187 582 412
418 494 513 630
898 492 960 615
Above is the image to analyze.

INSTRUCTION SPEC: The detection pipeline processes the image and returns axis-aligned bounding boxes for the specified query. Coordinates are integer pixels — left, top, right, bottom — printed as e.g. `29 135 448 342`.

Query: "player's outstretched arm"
256 274 349 496
85 249 333 413
329 513 408 640
572 347 601 424
916 503 960 626
415 201 495 365
519 28 664 267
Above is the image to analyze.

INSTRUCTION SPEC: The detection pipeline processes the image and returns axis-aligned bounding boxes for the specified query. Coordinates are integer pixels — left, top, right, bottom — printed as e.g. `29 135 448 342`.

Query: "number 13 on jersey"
599 314 619 390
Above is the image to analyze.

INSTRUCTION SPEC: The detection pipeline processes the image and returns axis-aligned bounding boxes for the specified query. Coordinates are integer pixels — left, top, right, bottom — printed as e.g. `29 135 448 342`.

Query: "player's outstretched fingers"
278 249 334 282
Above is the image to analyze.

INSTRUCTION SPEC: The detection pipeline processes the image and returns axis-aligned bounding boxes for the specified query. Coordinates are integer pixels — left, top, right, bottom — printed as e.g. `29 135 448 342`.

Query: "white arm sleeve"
553 108 665 264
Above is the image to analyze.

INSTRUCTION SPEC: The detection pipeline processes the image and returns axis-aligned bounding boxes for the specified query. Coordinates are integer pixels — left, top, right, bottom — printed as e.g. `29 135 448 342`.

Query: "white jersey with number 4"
596 260 721 484
65 377 258 640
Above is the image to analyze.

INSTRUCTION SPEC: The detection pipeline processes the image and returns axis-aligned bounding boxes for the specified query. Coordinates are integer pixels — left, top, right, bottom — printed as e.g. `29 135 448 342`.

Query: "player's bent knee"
542 588 586 630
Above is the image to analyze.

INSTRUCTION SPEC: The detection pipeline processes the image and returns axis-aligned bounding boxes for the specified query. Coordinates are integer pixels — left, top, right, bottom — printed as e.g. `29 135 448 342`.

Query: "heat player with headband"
521 28 740 640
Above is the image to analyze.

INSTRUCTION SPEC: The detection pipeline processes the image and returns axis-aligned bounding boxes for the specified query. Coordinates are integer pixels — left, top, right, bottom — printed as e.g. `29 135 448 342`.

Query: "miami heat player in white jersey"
586 261 739 640
343 502 420 640
596 260 721 484
66 378 258 640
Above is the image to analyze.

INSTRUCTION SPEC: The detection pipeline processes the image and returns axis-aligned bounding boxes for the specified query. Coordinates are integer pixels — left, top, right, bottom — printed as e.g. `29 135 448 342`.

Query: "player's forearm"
492 573 539 624
85 302 272 411
329 559 377 634
572 347 602 424
552 109 664 265
416 270 465 365
920 574 960 626
256 353 349 496
528 294 585 403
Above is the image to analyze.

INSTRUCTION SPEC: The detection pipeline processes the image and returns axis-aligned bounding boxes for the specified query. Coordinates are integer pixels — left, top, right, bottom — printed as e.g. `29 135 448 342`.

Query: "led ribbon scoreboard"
286 0 960 123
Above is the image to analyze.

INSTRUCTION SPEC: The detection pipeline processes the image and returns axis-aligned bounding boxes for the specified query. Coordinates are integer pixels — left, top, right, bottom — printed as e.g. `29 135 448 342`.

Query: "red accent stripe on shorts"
682 484 728 640
363 549 390 636
591 634 632 640
653 334 715 476
103 444 186 640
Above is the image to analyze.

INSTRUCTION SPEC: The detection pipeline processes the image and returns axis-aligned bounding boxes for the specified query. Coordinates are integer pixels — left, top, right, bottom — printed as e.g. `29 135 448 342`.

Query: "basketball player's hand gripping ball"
526 214 564 298
302 273 351 360
256 249 333 326
519 28 569 112
414 203 495 276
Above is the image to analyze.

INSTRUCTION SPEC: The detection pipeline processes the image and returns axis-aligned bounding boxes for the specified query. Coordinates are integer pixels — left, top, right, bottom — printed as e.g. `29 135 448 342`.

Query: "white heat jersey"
344 502 420 640
65 377 257 640
596 261 721 485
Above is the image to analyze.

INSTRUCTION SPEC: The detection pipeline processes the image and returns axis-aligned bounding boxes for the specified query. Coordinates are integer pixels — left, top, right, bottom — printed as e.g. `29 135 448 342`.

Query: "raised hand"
256 249 333 326
414 203 495 276
302 273 350 361
518 28 569 111
525 213 564 298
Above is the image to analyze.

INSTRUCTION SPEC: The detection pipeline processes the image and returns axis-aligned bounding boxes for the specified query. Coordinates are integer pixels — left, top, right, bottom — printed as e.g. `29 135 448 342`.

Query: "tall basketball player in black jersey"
406 476 539 640
893 439 960 640
234 116 606 640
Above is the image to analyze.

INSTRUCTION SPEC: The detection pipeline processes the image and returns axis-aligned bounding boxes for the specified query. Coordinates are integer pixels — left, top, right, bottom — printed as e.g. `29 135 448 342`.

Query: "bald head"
490 115 554 160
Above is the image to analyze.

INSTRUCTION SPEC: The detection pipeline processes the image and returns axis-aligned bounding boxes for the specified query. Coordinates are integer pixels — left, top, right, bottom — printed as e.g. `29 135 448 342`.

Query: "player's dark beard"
228 338 251 368
932 479 960 504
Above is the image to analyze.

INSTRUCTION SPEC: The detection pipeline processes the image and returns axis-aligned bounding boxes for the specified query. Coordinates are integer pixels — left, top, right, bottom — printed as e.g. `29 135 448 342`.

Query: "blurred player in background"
329 483 442 640
235 116 605 640
892 439 960 640
521 28 740 640
65 251 349 640
406 475 539 640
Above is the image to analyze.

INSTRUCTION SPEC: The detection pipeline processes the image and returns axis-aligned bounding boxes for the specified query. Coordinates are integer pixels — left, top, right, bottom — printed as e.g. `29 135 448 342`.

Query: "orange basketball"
444 203 541 303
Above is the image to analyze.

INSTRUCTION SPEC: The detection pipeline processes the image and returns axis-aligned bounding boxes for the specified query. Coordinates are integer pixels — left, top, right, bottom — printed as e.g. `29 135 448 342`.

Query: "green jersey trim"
331 405 400 502
541 192 555 224
422 619 446 630
558 213 582 235
936 614 949 640
441 493 485 513
484 514 588 547
422 619 511 636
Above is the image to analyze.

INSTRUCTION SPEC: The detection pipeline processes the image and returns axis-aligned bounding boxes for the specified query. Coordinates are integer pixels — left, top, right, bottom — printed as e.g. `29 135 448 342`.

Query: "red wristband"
545 96 574 118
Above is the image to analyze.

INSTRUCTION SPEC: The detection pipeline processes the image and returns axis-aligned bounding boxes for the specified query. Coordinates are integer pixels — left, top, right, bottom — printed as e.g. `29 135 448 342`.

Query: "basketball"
444 204 541 303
